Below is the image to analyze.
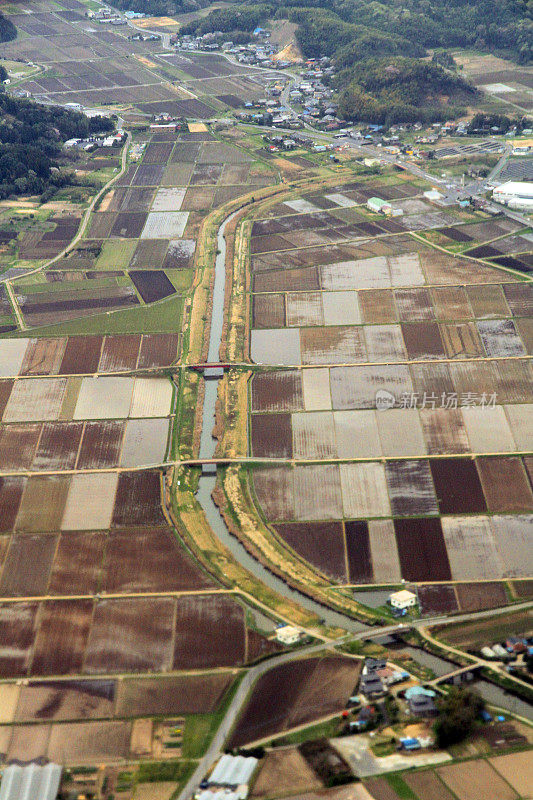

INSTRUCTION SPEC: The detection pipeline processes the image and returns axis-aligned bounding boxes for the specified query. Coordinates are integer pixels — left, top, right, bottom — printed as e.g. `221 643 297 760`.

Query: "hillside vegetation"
179 0 530 121
0 93 113 198
0 12 16 43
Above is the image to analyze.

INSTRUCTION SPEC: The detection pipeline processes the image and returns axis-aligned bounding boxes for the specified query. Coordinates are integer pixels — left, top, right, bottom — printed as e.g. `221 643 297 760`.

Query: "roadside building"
492 181 533 209
275 625 302 645
389 589 417 610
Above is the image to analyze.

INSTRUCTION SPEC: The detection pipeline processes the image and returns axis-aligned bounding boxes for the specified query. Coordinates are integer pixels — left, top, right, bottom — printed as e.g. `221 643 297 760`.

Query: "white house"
389 589 417 610
275 625 302 645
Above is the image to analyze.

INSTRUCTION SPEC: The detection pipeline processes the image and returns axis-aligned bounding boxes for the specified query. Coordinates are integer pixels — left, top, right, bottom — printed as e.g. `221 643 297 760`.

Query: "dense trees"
337 57 476 123
0 12 16 43
114 0 209 13
0 93 114 199
181 4 271 35
433 688 484 748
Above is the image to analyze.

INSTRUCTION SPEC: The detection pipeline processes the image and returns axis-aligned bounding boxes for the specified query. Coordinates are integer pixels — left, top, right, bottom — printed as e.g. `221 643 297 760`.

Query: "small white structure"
275 625 302 645
389 589 417 610
424 189 444 205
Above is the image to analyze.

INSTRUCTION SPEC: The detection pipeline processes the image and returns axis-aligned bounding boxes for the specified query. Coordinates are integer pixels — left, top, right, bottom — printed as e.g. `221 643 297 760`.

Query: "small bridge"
428 663 483 687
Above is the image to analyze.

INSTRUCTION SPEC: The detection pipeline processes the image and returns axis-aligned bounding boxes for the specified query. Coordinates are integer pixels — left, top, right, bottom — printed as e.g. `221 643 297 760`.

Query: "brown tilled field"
251 747 324 798
229 656 360 747
437 761 518 800
116 673 233 717
173 594 246 669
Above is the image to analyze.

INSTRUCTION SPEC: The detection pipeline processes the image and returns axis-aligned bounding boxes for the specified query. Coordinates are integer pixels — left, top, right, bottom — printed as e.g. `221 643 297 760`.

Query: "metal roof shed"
0 763 61 800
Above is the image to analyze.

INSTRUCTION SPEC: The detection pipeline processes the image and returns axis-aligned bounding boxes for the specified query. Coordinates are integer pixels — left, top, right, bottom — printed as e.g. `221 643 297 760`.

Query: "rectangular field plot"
74 377 134 420
48 531 106 595
294 464 343 521
340 462 390 518
441 516 504 580
477 319 526 357
376 408 427 457
252 413 292 458
46 720 132 765
3 378 67 422
0 602 38 677
252 466 295 521
419 408 470 455
251 329 301 365
462 406 516 453
173 594 246 669
491 515 533 577
21 338 66 376
359 289 398 324
77 421 124 469
300 326 366 365
430 458 486 514
364 325 406 362
505 404 533 450
137 334 178 368
334 409 381 458
286 292 323 327
61 473 118 531
120 418 169 467
141 211 189 239
322 291 361 325
112 470 165 526
84 597 175 674
130 378 172 417
0 339 29 377
368 520 401 583
98 335 141 372
274 521 347 581
251 371 303 413
0 423 40 471
0 533 57 597
416 585 458 616
115 673 233 717
31 600 94 676
345 521 373 583
385 460 438 516
16 475 70 532
490 751 533 798
394 518 451 581
302 368 331 411
253 294 285 328
330 365 413 410
102 526 213 593
15 678 112 724
292 411 336 459
59 336 103 375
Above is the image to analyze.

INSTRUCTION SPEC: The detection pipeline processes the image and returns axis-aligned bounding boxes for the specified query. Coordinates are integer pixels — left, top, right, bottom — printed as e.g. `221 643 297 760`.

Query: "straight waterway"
195 210 371 633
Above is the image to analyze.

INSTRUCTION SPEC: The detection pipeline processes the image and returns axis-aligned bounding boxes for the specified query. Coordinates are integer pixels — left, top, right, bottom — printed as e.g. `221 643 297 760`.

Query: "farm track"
4 130 132 331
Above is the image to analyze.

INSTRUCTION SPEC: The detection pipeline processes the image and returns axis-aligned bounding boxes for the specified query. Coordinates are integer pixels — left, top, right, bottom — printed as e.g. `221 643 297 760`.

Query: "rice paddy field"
247 178 533 589
5 125 275 335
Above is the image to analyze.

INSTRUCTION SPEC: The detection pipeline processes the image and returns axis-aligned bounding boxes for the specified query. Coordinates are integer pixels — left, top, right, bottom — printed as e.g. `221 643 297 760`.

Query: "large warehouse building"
492 180 533 210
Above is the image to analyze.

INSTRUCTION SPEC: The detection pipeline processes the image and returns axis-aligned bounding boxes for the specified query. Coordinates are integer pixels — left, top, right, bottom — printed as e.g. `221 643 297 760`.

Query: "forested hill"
0 93 113 198
178 0 532 64
113 0 210 14
336 58 478 124
0 11 17 43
